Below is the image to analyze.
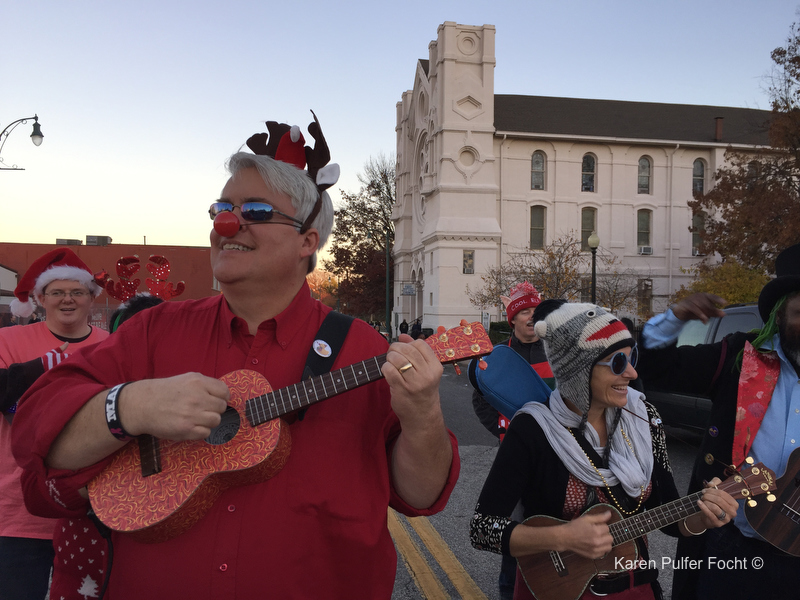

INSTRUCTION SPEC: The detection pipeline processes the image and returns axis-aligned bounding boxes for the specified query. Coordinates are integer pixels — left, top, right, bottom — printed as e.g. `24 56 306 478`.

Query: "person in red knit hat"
0 247 109 600
471 281 554 600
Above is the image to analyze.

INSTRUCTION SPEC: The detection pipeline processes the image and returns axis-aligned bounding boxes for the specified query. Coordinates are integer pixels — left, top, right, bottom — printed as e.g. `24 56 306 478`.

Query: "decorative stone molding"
453 95 484 121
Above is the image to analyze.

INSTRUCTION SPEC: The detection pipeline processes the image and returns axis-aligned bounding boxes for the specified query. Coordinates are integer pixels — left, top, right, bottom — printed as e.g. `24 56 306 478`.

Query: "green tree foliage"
322 154 395 320
466 233 641 315
671 261 770 305
690 21 800 273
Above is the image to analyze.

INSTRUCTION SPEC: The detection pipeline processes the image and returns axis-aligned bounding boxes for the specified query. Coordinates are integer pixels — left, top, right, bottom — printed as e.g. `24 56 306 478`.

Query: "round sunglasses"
208 201 304 227
596 345 639 375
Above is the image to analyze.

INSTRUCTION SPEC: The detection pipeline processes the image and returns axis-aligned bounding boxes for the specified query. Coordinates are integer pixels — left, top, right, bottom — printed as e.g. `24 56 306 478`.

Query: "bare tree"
466 233 640 314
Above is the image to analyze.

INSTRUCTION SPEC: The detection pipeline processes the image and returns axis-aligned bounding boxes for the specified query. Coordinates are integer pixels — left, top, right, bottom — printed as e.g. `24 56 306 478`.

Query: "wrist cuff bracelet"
105 383 135 441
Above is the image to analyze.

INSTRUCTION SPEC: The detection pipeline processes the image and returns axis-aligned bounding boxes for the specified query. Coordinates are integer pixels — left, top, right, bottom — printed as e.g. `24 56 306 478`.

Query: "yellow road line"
388 509 449 599
406 515 488 600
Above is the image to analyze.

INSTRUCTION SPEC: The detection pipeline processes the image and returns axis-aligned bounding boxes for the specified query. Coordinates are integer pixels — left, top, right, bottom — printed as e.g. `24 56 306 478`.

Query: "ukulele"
517 462 776 600
745 447 800 556
88 320 492 543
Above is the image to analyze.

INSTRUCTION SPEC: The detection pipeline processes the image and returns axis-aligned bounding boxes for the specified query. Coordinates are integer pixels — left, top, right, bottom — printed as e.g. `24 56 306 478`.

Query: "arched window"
692 159 705 195
637 209 652 247
531 151 546 190
581 154 596 192
581 207 597 250
638 156 652 195
530 206 546 249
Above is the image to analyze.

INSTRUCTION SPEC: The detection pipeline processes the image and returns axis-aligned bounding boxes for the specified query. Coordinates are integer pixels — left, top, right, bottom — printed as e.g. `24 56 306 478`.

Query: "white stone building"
393 21 771 333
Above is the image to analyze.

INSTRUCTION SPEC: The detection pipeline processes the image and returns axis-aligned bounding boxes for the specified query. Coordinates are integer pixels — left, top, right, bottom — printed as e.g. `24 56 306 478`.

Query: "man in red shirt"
12 116 458 599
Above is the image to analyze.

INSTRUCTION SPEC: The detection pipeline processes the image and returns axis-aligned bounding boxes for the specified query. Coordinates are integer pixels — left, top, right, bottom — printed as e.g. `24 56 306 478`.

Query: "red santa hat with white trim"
11 248 103 318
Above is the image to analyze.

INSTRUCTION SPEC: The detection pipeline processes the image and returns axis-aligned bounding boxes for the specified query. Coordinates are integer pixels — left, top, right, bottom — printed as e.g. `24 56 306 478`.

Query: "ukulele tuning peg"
478 358 488 371
747 499 758 508
767 494 777 503
745 457 755 465
460 319 469 326
453 364 462 376
437 326 446 334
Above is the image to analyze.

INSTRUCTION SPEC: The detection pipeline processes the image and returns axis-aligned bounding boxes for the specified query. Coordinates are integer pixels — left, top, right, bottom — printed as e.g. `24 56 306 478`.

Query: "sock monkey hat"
11 248 103 318
533 302 633 415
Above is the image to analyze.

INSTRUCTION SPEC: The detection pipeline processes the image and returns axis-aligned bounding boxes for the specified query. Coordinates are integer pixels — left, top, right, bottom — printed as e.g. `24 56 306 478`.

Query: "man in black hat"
637 243 800 599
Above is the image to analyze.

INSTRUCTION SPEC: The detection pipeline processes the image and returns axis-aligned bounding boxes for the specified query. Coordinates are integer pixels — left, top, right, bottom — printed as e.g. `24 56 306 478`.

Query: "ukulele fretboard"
244 354 389 426
608 491 704 545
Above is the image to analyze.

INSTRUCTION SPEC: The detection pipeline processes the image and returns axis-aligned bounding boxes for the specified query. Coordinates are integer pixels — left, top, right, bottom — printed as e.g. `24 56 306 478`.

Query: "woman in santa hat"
0 247 108 600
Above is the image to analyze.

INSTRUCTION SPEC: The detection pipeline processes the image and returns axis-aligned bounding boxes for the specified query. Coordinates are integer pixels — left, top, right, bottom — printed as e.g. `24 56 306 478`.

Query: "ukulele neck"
244 355 389 426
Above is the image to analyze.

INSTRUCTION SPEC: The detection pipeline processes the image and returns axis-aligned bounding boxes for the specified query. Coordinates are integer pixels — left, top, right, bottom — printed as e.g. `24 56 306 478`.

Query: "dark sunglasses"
596 345 638 375
208 201 304 227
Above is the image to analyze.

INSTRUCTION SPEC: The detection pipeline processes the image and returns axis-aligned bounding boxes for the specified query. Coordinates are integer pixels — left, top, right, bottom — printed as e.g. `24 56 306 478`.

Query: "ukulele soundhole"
205 406 241 446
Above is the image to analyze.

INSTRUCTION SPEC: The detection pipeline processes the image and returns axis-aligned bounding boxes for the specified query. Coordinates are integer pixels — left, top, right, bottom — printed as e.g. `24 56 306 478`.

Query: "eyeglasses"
45 290 89 299
209 201 304 227
596 345 638 375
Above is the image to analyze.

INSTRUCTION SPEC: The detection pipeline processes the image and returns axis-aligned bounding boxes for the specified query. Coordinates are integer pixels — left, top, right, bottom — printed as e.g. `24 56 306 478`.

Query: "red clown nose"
213 212 240 238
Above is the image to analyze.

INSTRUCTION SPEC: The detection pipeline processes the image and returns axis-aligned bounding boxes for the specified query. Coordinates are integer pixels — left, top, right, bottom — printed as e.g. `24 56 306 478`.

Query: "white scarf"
516 388 654 499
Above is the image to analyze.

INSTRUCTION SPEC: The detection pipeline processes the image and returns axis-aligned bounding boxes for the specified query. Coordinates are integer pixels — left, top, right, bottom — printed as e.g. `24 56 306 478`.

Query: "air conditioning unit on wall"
638 246 653 255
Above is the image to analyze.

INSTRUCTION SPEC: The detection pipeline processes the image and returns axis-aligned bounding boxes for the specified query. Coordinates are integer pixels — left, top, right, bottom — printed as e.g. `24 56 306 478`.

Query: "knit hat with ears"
501 281 542 326
11 248 103 318
533 302 633 416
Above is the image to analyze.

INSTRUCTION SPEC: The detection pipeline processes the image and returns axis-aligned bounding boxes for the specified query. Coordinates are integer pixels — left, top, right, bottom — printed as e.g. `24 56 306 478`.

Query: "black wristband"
105 383 136 441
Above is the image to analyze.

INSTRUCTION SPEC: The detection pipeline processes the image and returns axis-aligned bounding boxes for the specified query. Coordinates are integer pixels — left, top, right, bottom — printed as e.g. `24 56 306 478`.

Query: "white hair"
226 152 334 273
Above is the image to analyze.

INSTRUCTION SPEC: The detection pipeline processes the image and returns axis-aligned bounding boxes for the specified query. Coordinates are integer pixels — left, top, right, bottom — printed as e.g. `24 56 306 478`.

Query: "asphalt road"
391 364 703 600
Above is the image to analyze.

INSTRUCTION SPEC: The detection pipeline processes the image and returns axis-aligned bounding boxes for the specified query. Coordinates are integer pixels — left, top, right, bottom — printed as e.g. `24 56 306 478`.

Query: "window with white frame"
637 209 652 247
530 206 546 249
638 156 652 194
581 207 597 251
692 159 705 196
581 154 596 193
531 151 546 190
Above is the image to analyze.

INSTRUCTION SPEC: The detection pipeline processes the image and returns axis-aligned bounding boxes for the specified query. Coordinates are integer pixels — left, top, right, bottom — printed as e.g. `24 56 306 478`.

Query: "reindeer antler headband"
245 110 340 233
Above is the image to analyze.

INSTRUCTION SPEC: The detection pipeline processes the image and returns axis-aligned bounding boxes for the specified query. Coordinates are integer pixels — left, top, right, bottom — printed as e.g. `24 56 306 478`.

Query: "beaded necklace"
568 426 645 516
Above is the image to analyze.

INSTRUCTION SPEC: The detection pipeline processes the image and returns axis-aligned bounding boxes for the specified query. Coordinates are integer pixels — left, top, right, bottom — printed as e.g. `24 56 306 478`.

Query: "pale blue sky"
2 0 796 249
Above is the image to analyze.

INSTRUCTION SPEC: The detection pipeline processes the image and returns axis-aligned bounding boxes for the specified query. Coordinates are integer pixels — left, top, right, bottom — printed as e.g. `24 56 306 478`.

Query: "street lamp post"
0 115 44 171
588 231 600 304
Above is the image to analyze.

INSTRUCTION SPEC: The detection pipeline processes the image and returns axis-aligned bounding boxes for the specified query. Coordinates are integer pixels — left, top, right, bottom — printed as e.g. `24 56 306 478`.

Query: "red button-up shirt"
14 284 459 599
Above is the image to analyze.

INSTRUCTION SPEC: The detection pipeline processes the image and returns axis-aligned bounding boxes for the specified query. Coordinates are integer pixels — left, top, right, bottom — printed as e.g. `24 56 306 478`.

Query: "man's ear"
299 228 320 259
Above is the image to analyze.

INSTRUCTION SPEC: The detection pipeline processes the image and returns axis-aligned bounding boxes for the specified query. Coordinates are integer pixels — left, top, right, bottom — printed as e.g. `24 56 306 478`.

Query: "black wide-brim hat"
758 243 800 322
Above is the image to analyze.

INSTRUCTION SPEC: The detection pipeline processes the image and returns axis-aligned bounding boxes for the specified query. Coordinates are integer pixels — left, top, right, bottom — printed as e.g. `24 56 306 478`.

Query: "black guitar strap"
303 311 355 378
297 311 355 420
